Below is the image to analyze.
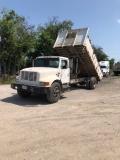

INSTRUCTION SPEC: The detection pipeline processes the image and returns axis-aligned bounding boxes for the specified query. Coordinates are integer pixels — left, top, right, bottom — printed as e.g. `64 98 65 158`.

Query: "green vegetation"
0 75 16 84
0 8 116 84
0 9 35 75
92 45 115 69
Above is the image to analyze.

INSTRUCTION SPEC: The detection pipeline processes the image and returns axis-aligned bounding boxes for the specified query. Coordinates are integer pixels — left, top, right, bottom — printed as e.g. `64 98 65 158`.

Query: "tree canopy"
92 45 108 61
0 9 35 74
26 17 74 66
92 45 115 69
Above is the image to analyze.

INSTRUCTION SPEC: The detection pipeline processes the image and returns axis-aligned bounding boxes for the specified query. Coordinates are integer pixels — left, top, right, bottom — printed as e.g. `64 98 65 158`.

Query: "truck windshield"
34 58 59 68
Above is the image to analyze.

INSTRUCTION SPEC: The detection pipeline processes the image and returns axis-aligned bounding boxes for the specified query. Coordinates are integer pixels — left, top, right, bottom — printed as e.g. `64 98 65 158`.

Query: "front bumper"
11 83 48 94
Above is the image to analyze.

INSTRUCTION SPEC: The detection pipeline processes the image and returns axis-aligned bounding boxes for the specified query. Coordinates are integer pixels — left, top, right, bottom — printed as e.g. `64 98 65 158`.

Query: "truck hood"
20 67 61 83
21 67 59 73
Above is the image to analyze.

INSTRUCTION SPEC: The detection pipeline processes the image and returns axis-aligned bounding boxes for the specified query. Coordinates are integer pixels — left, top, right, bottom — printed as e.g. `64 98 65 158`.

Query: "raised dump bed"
54 28 103 81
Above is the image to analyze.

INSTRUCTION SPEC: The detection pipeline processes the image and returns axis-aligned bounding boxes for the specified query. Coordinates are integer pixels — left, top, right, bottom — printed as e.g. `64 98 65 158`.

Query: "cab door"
60 59 70 84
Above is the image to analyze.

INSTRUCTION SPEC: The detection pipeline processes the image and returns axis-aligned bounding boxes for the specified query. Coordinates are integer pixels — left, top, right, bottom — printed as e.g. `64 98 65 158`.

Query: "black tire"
47 82 61 103
86 80 90 89
89 77 96 89
17 89 31 98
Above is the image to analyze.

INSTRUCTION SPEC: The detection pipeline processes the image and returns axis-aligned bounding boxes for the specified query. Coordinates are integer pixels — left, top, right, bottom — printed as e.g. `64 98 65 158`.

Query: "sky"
0 0 120 62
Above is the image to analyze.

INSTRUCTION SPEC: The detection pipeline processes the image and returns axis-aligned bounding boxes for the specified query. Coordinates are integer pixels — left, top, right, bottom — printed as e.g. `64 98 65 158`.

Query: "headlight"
39 82 50 87
16 76 19 82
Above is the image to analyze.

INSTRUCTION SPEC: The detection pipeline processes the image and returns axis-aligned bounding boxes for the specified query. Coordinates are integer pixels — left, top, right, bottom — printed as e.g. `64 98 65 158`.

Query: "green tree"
92 45 115 69
109 58 115 69
0 9 35 74
28 17 74 60
93 45 108 61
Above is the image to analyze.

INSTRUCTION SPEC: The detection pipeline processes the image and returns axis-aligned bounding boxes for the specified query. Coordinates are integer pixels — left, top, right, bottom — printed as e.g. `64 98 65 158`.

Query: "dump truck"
113 62 120 76
11 28 103 103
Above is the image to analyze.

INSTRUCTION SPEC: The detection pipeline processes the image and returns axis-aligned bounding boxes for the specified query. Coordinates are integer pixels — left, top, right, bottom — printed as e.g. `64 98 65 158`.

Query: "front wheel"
17 89 31 98
47 82 61 103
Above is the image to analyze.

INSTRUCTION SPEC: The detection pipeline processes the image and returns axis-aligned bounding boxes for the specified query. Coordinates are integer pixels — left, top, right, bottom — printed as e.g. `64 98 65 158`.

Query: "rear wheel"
86 80 90 89
17 89 31 98
47 82 61 103
89 77 96 89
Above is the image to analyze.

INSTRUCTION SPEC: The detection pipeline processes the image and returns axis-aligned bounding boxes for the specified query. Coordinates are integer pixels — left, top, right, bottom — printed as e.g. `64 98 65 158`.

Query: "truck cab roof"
35 56 69 60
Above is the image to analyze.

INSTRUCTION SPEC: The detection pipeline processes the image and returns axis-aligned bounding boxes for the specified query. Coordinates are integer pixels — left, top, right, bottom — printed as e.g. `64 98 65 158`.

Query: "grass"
0 75 16 84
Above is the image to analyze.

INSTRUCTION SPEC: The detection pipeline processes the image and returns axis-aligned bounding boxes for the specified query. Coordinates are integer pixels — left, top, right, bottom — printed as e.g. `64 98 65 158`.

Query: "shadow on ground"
1 83 104 107
1 93 67 107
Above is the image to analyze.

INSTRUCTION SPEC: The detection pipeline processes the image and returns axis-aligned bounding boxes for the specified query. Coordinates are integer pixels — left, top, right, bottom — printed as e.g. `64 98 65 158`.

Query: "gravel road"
0 76 120 160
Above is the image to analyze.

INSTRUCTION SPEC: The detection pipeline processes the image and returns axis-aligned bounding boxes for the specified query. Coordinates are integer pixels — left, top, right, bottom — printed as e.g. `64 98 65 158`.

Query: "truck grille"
21 71 37 81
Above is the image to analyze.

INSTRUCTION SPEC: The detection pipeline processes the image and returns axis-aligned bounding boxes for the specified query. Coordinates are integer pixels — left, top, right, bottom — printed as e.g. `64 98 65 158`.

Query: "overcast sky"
0 0 120 61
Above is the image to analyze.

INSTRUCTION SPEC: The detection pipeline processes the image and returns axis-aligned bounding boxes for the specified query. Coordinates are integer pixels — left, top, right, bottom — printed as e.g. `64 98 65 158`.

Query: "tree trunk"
3 62 6 74
7 58 12 75
12 58 16 74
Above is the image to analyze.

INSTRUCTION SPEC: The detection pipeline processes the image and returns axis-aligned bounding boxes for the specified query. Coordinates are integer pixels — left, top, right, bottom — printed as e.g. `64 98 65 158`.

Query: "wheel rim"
53 86 60 99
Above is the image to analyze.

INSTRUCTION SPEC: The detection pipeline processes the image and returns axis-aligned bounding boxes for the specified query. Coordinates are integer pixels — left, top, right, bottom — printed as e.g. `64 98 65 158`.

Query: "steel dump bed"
54 28 103 81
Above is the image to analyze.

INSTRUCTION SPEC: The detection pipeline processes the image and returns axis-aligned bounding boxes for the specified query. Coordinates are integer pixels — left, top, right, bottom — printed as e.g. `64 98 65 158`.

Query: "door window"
61 60 67 69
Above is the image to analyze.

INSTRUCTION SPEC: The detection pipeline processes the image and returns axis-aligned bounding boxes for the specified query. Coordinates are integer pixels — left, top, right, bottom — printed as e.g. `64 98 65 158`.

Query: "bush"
0 74 16 84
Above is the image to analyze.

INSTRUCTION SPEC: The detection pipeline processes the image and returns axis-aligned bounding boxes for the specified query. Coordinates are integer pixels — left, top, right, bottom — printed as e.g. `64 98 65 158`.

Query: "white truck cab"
11 56 70 103
99 61 109 77
33 56 70 85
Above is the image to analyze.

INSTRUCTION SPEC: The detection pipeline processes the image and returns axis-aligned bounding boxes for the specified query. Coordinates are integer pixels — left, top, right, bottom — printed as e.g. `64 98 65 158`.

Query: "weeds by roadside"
0 75 16 84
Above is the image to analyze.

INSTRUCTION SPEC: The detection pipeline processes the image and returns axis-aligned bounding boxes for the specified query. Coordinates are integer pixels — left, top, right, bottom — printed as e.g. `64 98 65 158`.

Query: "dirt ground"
0 76 120 160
